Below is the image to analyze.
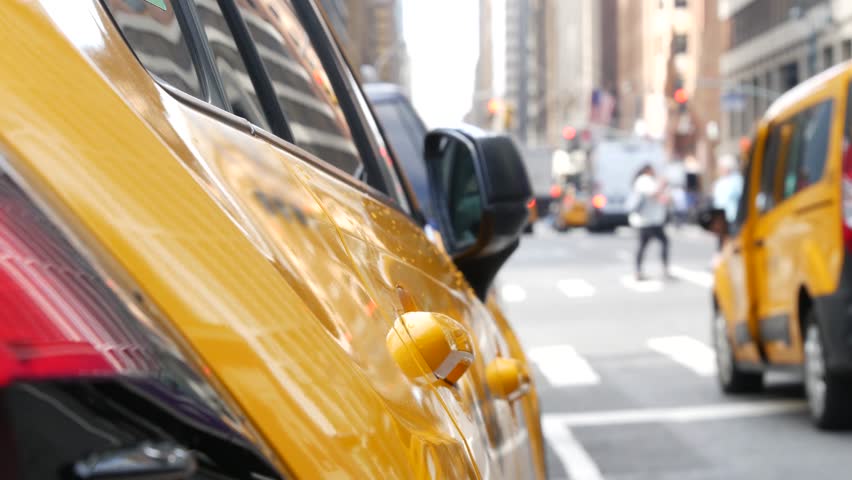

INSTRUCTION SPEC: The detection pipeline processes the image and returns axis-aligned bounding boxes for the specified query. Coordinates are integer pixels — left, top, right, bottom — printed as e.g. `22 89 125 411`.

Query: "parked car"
551 182 589 231
705 62 852 429
0 0 545 478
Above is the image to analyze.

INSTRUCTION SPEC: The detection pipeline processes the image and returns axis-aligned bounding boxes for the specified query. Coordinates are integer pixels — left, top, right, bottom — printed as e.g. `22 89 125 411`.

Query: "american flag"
590 89 616 125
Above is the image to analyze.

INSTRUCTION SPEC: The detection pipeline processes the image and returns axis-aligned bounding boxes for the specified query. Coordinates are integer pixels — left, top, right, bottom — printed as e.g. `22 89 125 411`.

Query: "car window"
781 100 833 199
373 99 433 220
103 0 204 99
233 0 362 176
757 125 783 212
193 0 270 129
731 156 753 235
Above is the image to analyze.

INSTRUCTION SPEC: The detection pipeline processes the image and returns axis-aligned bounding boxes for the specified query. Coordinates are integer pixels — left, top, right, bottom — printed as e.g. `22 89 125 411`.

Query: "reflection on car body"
0 0 547 478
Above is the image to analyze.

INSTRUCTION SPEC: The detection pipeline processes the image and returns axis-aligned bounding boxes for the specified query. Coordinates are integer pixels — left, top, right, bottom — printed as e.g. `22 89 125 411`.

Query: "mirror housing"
697 207 729 237
424 127 532 299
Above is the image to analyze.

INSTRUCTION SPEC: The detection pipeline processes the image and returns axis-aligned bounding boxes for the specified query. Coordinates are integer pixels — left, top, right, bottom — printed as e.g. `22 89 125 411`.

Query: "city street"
501 222 852 480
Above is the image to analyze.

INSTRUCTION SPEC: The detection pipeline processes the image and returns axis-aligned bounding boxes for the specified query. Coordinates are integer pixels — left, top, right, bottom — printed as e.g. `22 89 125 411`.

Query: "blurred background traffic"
319 0 852 479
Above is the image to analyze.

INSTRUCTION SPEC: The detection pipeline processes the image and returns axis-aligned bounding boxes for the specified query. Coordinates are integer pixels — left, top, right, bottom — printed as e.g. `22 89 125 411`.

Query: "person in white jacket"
630 165 671 280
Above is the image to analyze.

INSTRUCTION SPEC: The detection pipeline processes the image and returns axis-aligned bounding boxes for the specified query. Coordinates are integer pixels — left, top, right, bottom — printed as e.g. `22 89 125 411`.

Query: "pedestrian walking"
628 165 671 281
712 154 743 223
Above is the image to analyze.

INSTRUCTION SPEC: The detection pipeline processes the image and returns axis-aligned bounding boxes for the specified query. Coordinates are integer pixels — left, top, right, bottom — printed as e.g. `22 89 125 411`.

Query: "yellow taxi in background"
0 0 546 478
552 183 589 231
707 62 852 430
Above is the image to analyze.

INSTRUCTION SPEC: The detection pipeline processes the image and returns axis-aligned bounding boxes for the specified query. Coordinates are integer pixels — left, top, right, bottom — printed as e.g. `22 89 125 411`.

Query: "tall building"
466 0 495 128
317 0 409 91
617 0 722 170
505 0 547 145
718 0 852 154
501 0 605 147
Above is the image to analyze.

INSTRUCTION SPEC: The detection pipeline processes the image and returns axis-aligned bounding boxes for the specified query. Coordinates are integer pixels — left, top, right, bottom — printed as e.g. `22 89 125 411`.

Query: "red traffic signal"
674 88 688 105
562 126 577 140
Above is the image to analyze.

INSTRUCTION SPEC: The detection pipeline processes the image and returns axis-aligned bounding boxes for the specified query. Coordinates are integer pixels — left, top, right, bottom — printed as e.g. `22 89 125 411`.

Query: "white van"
587 139 667 231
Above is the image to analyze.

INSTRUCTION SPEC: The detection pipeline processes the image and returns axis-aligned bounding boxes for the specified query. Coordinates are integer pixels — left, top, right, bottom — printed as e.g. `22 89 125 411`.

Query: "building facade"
616 0 722 175
318 0 409 90
719 0 852 154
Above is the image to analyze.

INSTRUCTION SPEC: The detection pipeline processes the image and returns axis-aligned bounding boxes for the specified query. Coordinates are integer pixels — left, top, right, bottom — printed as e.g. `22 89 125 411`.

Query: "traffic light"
674 88 688 105
487 98 503 115
562 126 577 141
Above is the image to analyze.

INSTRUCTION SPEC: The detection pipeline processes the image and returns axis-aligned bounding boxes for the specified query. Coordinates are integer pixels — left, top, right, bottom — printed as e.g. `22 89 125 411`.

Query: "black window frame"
757 124 785 213
101 0 419 221
99 0 212 103
289 0 419 219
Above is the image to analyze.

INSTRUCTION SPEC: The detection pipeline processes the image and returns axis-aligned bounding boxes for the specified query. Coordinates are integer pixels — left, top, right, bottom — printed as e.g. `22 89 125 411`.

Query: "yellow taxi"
708 62 852 430
0 0 546 478
552 184 589 231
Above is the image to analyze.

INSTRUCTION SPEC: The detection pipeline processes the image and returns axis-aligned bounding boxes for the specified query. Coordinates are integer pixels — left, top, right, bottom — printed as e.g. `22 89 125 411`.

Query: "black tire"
523 222 534 234
713 309 763 393
803 310 852 430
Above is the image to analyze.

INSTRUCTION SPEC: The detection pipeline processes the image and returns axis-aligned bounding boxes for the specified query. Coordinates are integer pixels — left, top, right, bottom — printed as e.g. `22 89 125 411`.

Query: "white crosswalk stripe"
558 278 597 298
647 336 717 376
529 345 601 387
619 274 663 293
500 284 527 303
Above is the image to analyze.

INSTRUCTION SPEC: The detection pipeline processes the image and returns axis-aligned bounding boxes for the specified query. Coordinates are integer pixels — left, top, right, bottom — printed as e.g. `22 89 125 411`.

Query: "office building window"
675 0 687 7
780 62 799 92
824 46 835 70
843 40 852 61
673 34 688 54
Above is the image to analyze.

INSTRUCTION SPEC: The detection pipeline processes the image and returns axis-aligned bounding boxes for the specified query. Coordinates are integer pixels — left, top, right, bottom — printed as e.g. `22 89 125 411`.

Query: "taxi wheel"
803 313 852 430
713 309 762 393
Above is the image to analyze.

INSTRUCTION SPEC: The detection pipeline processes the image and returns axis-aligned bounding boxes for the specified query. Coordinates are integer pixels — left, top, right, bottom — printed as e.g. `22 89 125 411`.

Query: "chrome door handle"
73 442 196 479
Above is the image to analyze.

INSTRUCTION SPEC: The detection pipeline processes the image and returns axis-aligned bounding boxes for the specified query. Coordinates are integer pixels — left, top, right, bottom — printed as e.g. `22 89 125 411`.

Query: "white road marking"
542 417 604 480
500 284 527 303
647 336 717 376
615 249 631 262
619 275 663 293
542 399 806 428
670 265 714 288
528 345 601 387
558 279 597 298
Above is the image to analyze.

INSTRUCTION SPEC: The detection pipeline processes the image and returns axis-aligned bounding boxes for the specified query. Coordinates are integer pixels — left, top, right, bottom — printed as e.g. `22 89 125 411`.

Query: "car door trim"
158 82 413 220
759 314 791 345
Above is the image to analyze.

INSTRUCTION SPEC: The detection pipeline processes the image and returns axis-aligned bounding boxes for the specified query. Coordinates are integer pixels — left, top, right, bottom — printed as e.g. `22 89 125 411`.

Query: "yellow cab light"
486 357 530 401
386 312 474 384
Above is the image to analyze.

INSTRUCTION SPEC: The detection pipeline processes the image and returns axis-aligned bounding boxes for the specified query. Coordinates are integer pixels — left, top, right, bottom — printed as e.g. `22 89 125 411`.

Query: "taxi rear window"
103 0 204 100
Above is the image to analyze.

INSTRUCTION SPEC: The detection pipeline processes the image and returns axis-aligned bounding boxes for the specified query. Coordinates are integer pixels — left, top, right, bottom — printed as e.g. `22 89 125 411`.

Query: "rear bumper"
814 258 852 375
588 210 628 229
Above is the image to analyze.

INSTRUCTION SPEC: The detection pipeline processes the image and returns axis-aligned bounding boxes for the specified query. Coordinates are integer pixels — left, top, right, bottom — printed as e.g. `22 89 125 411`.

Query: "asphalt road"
500 222 852 480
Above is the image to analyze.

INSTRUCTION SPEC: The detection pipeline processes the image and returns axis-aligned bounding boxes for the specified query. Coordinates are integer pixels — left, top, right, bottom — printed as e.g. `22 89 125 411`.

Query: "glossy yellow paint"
0 0 545 478
714 61 851 368
555 193 589 229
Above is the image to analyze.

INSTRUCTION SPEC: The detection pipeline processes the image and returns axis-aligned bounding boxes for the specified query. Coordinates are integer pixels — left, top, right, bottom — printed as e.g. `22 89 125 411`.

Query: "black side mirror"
698 207 728 236
424 128 532 299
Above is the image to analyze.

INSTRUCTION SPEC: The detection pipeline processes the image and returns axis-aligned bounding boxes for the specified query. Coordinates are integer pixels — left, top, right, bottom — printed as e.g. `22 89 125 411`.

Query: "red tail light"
0 174 155 385
526 198 536 209
549 185 562 199
843 145 852 248
592 194 607 209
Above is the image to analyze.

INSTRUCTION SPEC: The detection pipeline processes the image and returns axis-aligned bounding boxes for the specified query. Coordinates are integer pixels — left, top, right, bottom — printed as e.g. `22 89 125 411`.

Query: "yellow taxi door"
752 100 836 364
715 139 762 364
71 0 482 477
749 118 813 364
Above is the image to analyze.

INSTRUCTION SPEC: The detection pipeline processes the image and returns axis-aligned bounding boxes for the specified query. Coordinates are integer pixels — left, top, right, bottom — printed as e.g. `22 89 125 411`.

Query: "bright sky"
402 0 481 127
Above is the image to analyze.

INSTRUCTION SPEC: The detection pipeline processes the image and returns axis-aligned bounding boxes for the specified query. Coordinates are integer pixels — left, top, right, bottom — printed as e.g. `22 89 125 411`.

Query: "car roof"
764 60 852 119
